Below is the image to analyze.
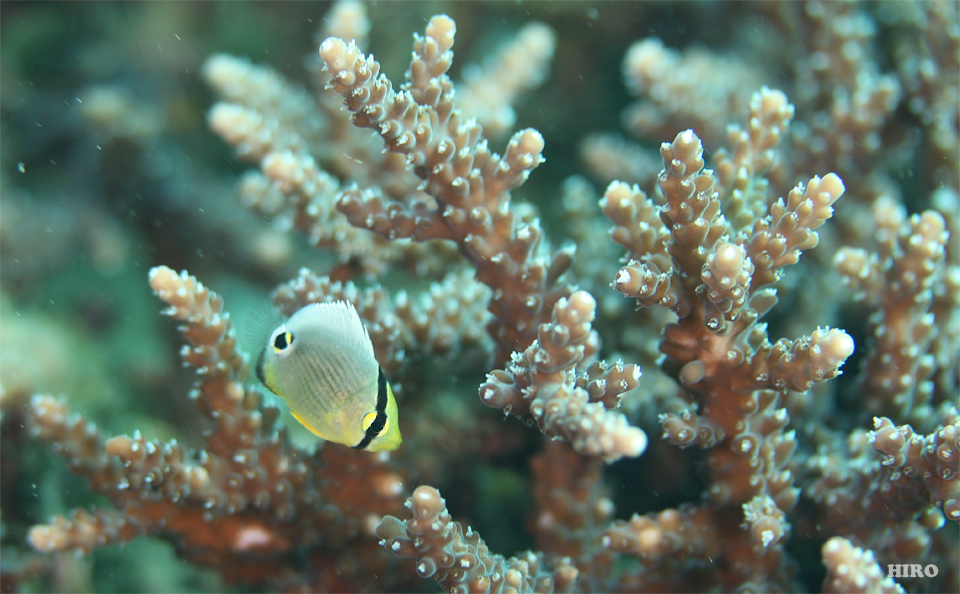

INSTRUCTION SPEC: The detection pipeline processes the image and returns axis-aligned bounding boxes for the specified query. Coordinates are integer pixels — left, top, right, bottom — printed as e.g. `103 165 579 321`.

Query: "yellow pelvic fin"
290 409 327 439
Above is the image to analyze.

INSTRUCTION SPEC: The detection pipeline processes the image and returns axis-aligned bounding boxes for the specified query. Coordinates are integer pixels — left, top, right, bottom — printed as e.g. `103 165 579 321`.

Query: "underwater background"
2 1 958 593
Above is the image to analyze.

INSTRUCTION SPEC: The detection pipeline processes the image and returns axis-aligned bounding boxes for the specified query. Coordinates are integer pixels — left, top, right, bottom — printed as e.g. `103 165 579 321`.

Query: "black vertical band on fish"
353 368 389 450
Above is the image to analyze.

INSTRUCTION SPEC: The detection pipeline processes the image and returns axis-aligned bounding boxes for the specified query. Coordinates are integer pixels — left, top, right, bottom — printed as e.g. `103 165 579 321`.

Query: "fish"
253 301 401 451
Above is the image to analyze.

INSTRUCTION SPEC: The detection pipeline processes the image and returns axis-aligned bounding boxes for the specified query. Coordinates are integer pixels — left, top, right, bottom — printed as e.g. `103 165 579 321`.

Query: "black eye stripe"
274 331 293 349
354 368 389 450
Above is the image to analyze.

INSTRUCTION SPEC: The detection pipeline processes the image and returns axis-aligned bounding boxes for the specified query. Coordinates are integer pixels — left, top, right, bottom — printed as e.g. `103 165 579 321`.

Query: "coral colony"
1 2 957 593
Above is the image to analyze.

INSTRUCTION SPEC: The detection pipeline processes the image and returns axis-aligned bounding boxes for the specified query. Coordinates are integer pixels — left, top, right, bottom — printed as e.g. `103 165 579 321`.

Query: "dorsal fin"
292 301 375 363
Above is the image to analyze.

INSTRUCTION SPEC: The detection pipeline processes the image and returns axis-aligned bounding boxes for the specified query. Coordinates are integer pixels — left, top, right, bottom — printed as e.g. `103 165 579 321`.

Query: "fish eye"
272 331 294 352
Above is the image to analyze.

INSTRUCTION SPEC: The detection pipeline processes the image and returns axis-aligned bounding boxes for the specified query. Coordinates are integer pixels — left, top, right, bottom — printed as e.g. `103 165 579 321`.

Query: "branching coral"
20 267 410 590
2 2 957 593
377 486 579 594
319 16 574 363
315 15 647 462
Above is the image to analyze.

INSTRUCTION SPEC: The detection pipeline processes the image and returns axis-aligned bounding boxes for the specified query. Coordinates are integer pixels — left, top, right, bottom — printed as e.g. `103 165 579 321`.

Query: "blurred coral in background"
1 1 956 592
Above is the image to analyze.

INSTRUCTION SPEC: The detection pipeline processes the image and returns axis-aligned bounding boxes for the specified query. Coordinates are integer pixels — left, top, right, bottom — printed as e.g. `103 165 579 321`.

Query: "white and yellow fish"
253 301 401 451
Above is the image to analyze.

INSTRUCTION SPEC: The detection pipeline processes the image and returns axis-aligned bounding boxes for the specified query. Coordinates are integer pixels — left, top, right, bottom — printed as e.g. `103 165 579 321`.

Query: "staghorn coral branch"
22 265 410 590
24 395 223 553
24 395 124 491
318 15 642 464
319 16 572 362
821 537 905 594
657 129 728 286
377 486 579 594
603 505 718 563
803 418 953 568
149 266 273 462
149 267 246 382
575 359 644 411
613 259 675 308
205 48 452 277
336 185 456 243
746 172 845 290
834 245 885 302
479 291 647 462
406 15 456 105
836 207 949 421
698 242 754 332
600 180 670 264
457 22 557 139
598 93 857 589
207 102 305 162
660 408 724 448
618 37 764 150
741 494 789 551
713 87 795 231
530 442 614 591
29 508 146 555
104 433 213 502
203 54 323 148
870 416 960 523
752 326 855 392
